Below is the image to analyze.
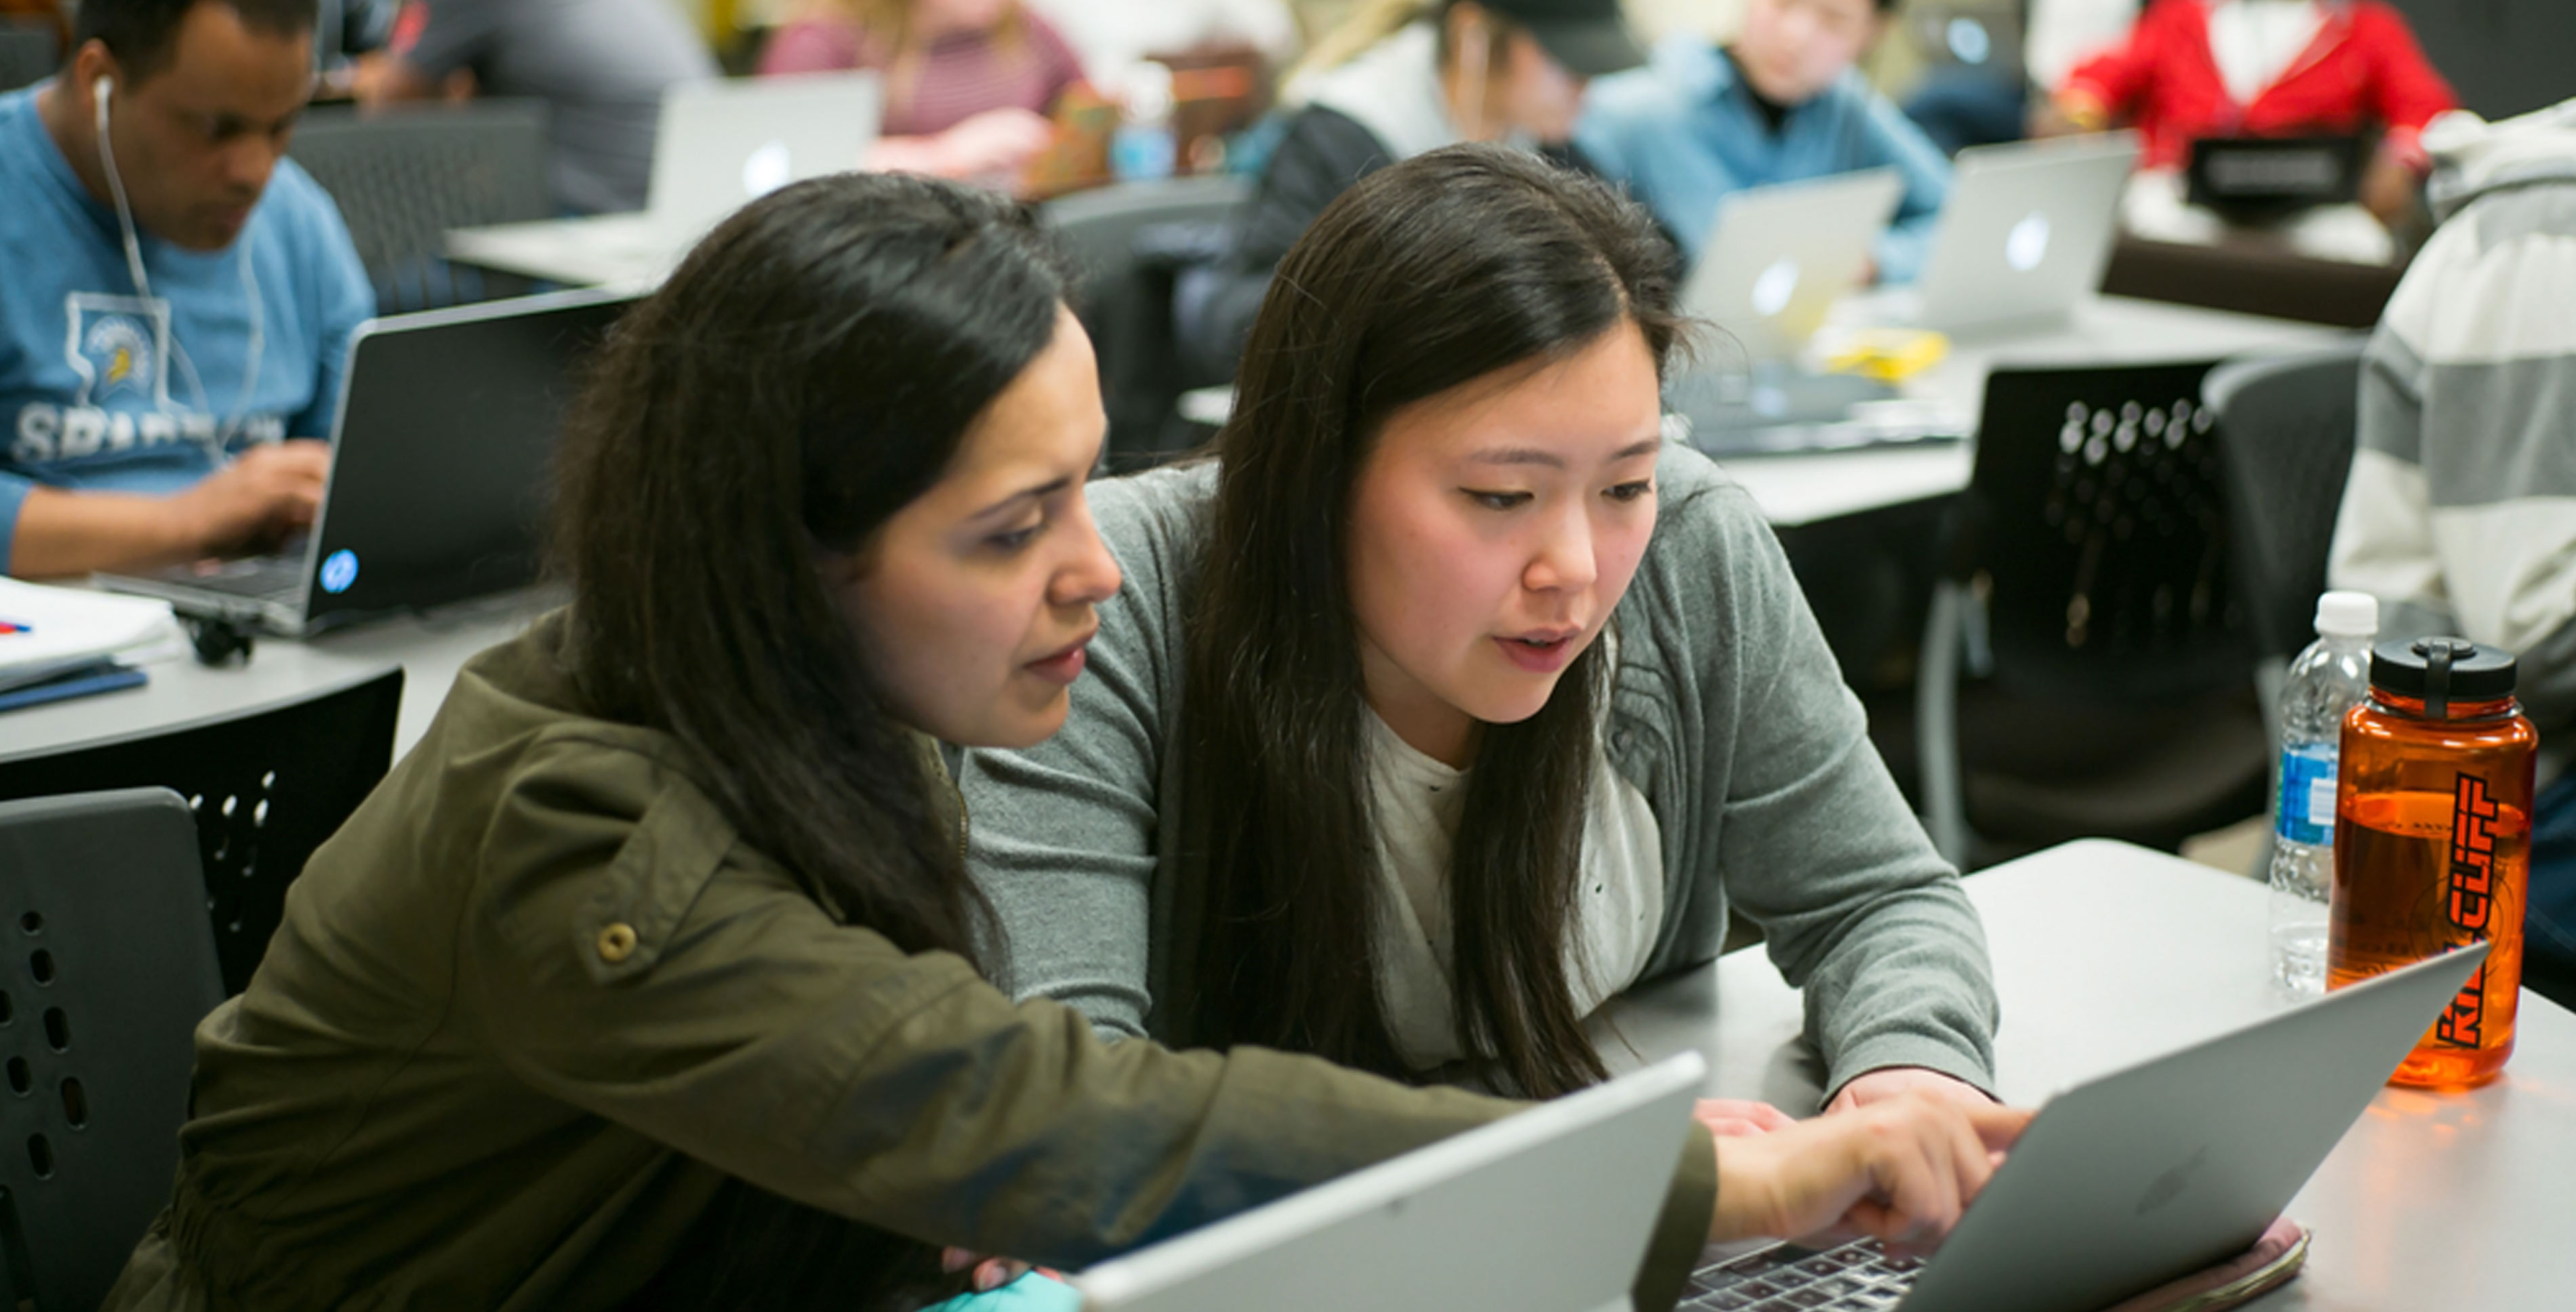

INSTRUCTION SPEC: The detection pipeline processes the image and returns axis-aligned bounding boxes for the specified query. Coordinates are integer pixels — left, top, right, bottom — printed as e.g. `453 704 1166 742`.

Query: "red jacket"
2061 0 2456 170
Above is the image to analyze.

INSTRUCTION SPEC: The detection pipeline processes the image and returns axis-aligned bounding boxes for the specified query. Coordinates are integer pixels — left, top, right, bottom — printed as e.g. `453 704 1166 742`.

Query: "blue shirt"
1575 38 1952 283
0 84 374 574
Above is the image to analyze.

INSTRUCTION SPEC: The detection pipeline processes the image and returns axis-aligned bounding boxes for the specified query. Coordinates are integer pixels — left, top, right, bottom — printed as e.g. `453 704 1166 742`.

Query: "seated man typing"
1 0 371 579
1575 0 1950 281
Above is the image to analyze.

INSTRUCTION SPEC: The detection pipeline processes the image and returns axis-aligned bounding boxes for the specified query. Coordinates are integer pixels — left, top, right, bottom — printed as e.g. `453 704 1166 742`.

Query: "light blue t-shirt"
0 83 374 574
1575 37 1952 283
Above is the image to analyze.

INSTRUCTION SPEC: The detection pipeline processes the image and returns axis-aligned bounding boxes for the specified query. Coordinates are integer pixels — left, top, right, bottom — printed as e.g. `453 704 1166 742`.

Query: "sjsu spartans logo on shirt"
73 299 168 406
11 292 279 466
87 318 155 399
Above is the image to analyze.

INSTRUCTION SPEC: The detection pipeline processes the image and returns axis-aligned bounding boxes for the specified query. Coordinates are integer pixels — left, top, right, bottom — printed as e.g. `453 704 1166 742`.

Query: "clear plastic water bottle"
2269 590 2379 993
1109 63 1177 182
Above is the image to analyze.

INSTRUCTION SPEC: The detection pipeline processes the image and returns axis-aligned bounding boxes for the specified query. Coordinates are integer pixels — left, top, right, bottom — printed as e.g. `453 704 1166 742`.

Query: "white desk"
444 214 681 292
1594 839 2572 1309
0 591 555 768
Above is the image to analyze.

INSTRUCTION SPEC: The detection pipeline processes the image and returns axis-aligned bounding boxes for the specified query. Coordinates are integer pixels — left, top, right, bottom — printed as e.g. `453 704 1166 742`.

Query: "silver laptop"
1679 170 1904 363
445 73 882 286
1075 1052 1707 1312
99 289 632 635
1909 132 2139 337
1678 941 2492 1312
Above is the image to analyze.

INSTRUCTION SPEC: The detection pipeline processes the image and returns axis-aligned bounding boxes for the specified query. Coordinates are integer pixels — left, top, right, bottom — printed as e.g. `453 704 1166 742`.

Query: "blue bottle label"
2276 745 2339 846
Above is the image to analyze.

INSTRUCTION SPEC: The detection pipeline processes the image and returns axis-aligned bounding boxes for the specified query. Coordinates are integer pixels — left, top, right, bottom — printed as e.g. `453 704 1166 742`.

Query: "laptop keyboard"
171 555 306 606
1681 1239 1923 1311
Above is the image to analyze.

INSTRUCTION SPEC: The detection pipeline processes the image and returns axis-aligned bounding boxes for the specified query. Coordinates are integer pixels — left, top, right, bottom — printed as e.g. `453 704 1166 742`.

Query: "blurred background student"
2049 0 2455 263
1022 0 1298 100
1577 0 1950 283
760 0 1088 188
355 0 717 216
2326 98 2576 1010
1173 0 1646 385
1 0 371 578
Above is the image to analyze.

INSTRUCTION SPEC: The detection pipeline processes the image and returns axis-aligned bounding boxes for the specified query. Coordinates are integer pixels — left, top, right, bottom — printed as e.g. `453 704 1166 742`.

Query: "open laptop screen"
300 290 632 629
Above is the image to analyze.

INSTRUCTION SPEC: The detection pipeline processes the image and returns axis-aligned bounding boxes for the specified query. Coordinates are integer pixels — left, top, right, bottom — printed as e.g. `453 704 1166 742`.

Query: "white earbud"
92 67 156 304
89 64 265 458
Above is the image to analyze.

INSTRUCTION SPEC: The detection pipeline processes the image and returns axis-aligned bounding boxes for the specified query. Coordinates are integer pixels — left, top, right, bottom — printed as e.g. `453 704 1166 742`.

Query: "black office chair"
0 20 54 93
0 668 402 994
2205 341 2368 700
1917 361 2268 868
287 100 553 313
2204 340 2367 871
1040 175 1251 469
0 789 224 1312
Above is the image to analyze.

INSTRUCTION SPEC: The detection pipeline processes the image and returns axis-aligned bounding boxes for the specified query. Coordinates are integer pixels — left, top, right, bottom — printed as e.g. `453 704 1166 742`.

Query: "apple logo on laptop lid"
1751 258 1800 317
743 141 794 200
2134 1142 2209 1216
2006 211 2051 273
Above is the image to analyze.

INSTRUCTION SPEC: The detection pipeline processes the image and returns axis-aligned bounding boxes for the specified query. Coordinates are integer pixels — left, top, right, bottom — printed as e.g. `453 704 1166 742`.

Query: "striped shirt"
758 9 1085 138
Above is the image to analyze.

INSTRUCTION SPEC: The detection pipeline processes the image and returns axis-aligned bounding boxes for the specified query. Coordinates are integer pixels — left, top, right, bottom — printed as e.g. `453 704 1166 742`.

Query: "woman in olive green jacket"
105 170 2024 1311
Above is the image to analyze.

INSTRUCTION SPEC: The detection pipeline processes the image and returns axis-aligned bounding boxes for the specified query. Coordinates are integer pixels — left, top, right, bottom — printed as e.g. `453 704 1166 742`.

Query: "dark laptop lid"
2186 134 2366 222
300 289 631 631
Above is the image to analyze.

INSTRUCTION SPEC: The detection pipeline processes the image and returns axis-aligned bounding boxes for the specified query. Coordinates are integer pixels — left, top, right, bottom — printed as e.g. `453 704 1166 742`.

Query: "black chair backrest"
1040 175 1251 467
0 22 53 93
2203 342 2367 662
1959 361 2251 702
1040 175 1250 298
0 789 223 1312
0 668 402 995
287 100 553 313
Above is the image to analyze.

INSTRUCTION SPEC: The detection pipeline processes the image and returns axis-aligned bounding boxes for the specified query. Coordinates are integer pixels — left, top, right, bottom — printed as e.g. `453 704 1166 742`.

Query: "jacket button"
597 923 639 963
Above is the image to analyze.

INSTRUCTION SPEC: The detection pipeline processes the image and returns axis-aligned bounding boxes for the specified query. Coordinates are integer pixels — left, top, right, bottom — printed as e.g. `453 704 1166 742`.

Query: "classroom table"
0 589 554 768
1592 838 2572 1309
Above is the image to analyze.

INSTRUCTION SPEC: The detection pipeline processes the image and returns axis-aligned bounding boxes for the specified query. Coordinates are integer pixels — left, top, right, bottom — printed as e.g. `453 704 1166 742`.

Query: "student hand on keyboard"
178 439 331 559
1708 1094 2033 1253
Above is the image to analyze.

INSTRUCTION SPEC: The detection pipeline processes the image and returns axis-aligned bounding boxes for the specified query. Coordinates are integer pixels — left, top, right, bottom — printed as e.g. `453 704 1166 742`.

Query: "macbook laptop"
100 288 632 635
1667 170 1914 454
446 73 881 286
1910 132 2140 336
1677 941 2491 1312
1075 1052 1708 1312
1679 170 1906 364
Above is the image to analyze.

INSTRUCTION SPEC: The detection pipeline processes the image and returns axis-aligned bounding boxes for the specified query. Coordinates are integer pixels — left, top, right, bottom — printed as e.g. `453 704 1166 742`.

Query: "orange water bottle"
2327 637 2535 1088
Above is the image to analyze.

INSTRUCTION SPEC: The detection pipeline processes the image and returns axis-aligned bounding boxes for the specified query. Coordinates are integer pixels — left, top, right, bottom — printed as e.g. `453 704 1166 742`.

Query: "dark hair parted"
552 171 1076 968
76 0 318 82
1179 144 1689 1098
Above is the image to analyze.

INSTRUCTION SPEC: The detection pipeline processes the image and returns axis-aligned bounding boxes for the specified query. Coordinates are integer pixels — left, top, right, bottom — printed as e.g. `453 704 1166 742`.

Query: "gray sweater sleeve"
1628 463 1998 1098
961 471 1201 1039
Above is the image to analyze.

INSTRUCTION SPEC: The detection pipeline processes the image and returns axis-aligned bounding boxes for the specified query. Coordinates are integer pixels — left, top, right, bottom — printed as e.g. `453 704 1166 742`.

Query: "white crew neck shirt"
2207 0 2327 106
1361 688 1665 1071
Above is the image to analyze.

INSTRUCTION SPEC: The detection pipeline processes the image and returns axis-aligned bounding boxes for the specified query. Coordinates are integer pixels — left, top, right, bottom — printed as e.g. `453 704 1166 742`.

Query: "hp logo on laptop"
319 549 360 595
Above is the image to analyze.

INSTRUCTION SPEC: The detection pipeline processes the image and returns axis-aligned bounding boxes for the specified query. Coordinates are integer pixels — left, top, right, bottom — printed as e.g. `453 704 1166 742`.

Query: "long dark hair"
553 170 1075 968
1179 144 1688 1098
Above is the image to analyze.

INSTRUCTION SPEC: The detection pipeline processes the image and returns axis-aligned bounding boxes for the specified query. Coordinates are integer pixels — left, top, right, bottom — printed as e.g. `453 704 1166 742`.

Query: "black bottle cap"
2369 637 2517 718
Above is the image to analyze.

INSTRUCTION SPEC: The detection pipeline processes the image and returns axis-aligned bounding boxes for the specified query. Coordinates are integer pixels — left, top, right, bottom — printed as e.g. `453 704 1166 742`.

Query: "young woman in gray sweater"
962 144 2005 1118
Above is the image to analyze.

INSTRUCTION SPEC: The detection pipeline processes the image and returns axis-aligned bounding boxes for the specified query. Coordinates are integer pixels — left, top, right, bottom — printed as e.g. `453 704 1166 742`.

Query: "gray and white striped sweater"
2329 98 2576 778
